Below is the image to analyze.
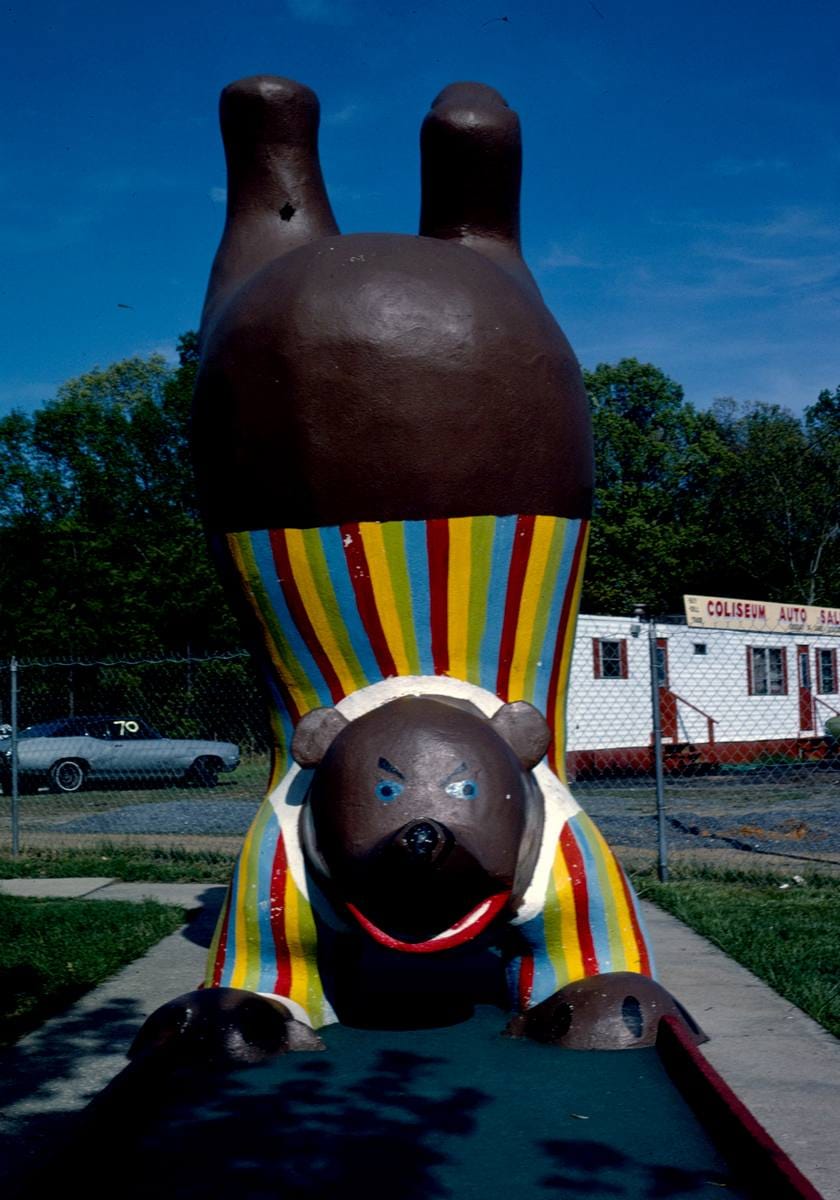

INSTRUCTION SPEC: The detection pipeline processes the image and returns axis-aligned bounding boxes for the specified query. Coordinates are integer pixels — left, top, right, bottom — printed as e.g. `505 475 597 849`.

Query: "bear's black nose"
395 819 451 866
406 822 439 858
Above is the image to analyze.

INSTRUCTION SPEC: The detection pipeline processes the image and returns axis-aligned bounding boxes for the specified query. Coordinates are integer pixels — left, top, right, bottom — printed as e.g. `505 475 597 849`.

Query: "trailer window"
593 638 628 679
748 647 787 695
817 649 837 694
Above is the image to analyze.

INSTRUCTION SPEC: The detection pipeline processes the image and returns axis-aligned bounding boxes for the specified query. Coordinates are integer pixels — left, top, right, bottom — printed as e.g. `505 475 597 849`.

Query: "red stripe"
427 519 450 676
269 831 292 997
496 515 536 698
560 823 599 976
518 952 535 1011
546 522 587 774
340 522 398 678
210 885 233 987
657 1016 823 1200
269 529 346 705
617 864 653 977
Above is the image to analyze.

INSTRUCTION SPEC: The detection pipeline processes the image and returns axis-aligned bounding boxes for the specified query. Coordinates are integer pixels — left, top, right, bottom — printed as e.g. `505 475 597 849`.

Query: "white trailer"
565 615 840 777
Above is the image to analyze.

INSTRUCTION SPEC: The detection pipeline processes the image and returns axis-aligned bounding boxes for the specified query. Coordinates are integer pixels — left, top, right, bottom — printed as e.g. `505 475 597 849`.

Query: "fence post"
10 656 19 856
641 609 668 882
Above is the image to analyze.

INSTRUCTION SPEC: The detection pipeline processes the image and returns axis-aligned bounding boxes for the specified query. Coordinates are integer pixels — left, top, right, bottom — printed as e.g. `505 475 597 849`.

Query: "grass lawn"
0 895 186 1046
632 865 840 1038
0 843 237 882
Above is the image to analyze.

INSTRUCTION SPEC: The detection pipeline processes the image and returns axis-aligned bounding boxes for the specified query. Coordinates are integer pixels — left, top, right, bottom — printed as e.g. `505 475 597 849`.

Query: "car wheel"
49 759 87 794
187 757 220 788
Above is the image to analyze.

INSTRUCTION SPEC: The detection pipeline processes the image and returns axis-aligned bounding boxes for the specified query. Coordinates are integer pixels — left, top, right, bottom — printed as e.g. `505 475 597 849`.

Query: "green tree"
582 358 715 614
581 363 840 615
802 386 840 603
701 398 839 606
0 336 237 658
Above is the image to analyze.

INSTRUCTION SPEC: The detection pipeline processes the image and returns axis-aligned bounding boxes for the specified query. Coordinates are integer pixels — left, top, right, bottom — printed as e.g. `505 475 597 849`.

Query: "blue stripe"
249 531 333 709
479 514 519 691
255 810 283 992
259 671 294 779
402 520 434 676
517 910 560 1007
219 853 244 986
319 526 382 686
568 815 612 973
531 519 579 715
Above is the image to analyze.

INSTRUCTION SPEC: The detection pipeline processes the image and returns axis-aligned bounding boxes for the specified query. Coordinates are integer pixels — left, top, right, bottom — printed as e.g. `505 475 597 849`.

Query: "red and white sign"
684 594 840 635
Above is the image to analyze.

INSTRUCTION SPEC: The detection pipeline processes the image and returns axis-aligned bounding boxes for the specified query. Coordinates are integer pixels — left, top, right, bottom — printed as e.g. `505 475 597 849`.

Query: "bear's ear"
291 707 349 767
490 701 551 769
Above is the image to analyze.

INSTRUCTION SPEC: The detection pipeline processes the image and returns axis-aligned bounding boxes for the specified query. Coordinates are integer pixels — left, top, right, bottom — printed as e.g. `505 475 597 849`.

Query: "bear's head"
291 695 549 952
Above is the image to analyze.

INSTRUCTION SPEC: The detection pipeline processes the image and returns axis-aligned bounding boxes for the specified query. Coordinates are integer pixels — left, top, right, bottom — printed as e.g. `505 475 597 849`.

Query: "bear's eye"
375 780 403 803
445 779 479 800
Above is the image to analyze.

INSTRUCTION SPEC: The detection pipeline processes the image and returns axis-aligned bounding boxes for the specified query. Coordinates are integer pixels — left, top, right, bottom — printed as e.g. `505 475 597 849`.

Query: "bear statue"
130 75 703 1069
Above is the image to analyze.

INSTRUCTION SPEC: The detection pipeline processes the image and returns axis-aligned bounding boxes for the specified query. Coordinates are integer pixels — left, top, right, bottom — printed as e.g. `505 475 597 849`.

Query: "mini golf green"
41 1006 805 1199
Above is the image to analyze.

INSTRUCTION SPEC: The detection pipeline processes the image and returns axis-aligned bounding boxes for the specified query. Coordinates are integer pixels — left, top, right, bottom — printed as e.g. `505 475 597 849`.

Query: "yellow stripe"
507 516 556 700
585 816 643 973
205 885 230 986
552 523 590 785
227 534 282 679
548 838 584 985
447 517 472 680
380 521 422 675
267 709 287 792
297 887 326 1023
229 825 257 989
284 872 310 1013
521 518 567 702
539 855 564 995
465 515 495 682
228 534 319 717
359 522 413 674
284 529 361 696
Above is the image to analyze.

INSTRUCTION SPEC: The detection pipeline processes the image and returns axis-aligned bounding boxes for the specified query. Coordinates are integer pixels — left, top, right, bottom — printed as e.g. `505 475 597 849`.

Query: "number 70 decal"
113 720 140 736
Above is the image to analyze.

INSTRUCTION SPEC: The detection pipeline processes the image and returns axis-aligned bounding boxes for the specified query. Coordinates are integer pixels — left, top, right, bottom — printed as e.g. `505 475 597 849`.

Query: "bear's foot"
130 987 325 1069
505 972 706 1050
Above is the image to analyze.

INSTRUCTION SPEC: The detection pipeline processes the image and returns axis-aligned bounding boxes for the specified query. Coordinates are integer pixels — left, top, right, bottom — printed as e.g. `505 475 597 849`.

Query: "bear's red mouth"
344 891 510 953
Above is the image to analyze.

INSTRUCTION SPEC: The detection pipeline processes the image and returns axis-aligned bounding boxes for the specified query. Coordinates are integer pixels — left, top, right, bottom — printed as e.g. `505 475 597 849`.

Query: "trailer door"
656 637 678 741
797 645 814 731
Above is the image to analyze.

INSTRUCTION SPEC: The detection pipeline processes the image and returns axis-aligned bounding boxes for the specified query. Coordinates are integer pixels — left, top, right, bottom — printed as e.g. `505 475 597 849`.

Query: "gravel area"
592 806 840 858
22 790 840 865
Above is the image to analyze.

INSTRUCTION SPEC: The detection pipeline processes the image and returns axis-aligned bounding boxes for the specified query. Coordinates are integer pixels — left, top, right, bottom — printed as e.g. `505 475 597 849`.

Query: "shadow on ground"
23 1012 744 1200
0 994 144 1188
0 885 226 1189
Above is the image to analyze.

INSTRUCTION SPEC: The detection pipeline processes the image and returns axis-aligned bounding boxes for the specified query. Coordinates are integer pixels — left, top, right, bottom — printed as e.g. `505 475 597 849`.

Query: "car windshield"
19 720 77 738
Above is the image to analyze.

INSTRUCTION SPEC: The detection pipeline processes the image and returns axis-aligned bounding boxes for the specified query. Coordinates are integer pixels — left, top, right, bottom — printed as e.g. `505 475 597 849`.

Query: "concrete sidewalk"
0 880 837 1198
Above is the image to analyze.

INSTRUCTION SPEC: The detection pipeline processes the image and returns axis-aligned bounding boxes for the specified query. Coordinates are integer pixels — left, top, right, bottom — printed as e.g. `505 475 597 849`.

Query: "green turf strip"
75 1009 750 1200
0 895 185 1044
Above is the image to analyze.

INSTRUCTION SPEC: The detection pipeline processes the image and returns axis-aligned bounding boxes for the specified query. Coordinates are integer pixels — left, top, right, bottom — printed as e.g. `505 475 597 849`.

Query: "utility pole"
10 657 19 856
636 605 668 882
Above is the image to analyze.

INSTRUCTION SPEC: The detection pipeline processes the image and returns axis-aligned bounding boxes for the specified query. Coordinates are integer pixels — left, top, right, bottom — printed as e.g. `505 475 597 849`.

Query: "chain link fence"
0 653 270 853
571 614 840 873
2 628 839 869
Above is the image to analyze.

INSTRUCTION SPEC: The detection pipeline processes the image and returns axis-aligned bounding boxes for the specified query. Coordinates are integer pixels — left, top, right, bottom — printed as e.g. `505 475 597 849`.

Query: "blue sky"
2 0 838 416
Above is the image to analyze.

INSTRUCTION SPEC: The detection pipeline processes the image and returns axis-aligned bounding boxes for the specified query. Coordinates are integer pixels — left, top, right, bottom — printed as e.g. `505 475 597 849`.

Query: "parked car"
0 716 240 793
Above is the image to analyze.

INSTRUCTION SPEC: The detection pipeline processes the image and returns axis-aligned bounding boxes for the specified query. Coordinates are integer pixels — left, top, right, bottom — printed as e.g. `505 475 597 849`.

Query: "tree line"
0 339 836 659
